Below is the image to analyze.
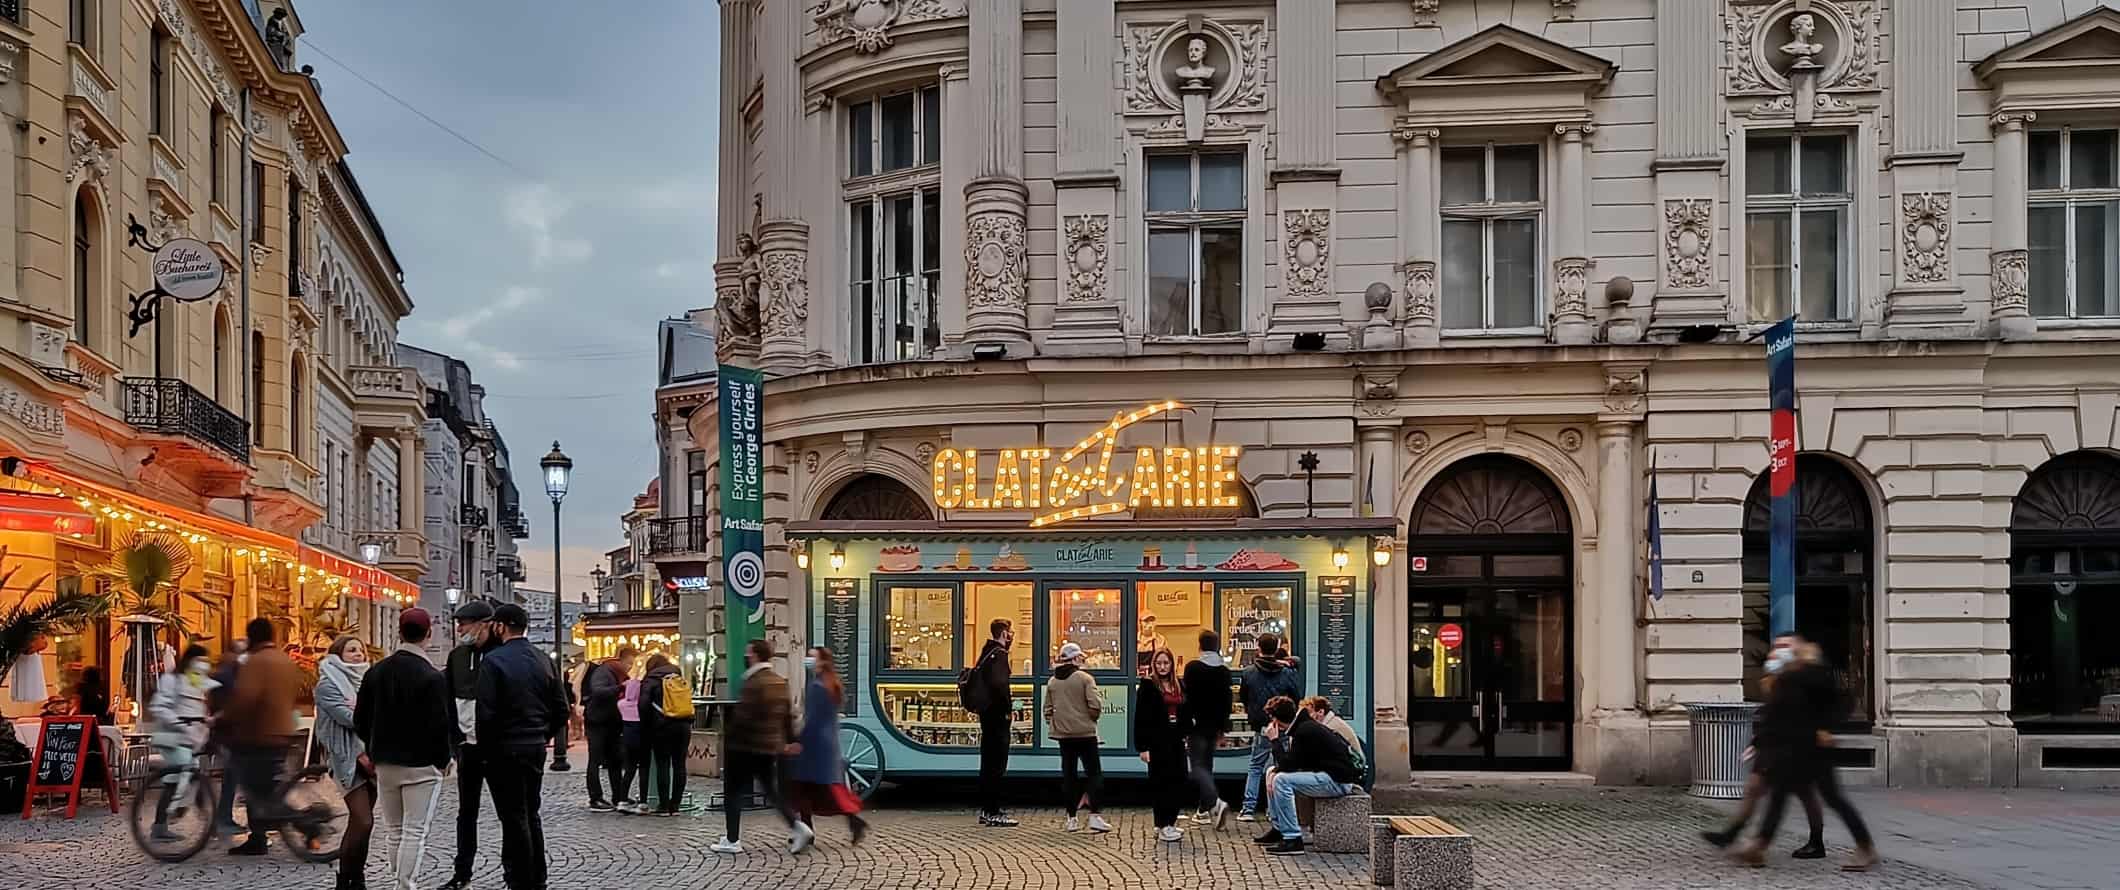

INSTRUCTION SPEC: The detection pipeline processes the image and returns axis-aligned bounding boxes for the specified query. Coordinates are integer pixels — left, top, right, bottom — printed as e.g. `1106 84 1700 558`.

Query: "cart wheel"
840 724 885 801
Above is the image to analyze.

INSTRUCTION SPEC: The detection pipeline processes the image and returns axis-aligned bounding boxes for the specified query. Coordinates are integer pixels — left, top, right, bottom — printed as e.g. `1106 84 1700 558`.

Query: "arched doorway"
2009 451 2120 730
1406 455 1573 770
1742 454 1874 724
821 474 932 521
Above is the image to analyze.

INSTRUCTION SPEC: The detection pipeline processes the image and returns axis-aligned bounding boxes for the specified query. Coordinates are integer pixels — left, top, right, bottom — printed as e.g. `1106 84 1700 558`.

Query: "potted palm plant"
0 547 111 812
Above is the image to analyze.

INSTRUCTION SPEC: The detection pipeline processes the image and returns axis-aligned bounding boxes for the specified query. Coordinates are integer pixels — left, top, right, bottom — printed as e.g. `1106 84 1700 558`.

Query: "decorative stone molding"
1603 368 1647 416
759 249 811 341
804 451 821 474
0 40 22 86
1551 0 1579 22
64 113 112 184
1404 430 1430 456
1282 210 1331 301
1411 0 1440 28
1391 123 1437 147
914 442 935 466
0 380 66 437
27 323 66 367
1900 192 1952 284
1558 428 1584 453
159 0 238 106
965 211 1028 310
1725 0 1880 96
1062 215 1109 304
150 200 183 245
249 242 272 272
1362 371 1399 402
809 0 966 54
1552 258 1591 324
1739 91 1864 120
1122 19 1268 116
1662 199 1715 290
1990 110 2037 132
69 54 115 122
1990 249 2028 313
1403 261 1438 326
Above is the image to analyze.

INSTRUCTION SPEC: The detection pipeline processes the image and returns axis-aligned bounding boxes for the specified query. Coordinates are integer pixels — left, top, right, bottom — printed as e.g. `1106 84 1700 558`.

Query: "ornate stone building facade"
703 0 2120 786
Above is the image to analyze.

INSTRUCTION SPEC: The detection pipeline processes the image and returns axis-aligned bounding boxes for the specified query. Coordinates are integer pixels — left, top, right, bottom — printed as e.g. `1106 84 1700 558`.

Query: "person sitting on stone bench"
1252 695 1363 856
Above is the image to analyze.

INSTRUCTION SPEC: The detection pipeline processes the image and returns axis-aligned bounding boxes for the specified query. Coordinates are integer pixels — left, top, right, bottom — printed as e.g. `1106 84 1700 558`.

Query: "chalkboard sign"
23 715 96 819
1317 577 1356 717
824 579 860 717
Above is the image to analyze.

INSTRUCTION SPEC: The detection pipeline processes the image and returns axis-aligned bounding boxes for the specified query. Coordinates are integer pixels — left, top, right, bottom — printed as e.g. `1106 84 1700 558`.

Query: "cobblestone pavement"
4 774 2114 889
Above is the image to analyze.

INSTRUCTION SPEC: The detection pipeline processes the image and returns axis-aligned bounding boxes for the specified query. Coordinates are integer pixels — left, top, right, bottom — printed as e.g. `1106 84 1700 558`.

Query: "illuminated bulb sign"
931 400 1242 527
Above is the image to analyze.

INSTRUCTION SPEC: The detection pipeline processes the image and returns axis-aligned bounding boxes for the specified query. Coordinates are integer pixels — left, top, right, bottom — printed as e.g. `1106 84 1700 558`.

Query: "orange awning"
23 461 299 553
0 491 97 536
299 545 419 602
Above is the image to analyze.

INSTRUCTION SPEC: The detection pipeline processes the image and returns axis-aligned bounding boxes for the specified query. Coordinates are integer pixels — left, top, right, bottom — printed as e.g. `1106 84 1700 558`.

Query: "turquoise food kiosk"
790 518 1389 795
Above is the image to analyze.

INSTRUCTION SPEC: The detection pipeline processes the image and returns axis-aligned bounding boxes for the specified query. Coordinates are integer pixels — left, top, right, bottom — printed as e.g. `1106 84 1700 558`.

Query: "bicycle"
130 731 349 864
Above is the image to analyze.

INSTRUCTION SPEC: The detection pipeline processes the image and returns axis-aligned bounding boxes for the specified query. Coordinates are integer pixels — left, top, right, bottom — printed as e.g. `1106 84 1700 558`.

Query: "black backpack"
957 646 999 715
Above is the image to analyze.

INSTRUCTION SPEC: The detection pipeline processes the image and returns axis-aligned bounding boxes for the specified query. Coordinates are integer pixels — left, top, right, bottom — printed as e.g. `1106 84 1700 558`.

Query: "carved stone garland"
1122 20 1268 117
760 249 811 341
964 212 1028 310
1403 261 1438 325
1553 259 1591 321
1062 215 1109 304
1283 210 1331 301
64 113 112 185
1900 192 1952 285
1991 249 2029 315
810 0 965 55
1663 199 1715 290
1725 0 1880 97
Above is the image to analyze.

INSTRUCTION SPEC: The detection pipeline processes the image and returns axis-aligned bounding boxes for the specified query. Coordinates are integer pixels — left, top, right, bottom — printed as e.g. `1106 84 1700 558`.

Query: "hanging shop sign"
123 216 227 337
930 401 1243 527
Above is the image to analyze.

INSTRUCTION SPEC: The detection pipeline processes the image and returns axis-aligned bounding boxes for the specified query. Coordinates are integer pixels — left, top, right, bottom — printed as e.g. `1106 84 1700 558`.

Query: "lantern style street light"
539 441 573 772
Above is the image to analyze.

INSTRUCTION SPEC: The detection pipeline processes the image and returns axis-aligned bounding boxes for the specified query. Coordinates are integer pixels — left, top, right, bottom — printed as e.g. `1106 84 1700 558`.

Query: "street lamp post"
445 586 462 646
540 441 572 773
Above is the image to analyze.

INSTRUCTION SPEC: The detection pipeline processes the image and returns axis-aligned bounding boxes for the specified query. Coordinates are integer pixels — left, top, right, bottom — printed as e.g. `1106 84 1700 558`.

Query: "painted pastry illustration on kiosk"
936 545 979 571
1138 546 1167 571
1175 541 1207 571
877 544 922 573
988 543 1029 572
1215 547 1301 571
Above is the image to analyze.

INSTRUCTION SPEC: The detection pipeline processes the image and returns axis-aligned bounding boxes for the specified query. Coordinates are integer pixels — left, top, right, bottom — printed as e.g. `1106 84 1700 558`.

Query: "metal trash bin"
1682 702 1762 799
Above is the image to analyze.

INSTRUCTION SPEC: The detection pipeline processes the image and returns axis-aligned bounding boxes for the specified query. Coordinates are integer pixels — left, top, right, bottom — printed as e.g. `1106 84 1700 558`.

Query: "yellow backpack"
659 672 695 720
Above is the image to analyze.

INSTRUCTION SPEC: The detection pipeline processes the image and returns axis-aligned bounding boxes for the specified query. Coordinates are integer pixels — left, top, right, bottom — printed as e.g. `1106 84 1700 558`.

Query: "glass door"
1408 561 1572 770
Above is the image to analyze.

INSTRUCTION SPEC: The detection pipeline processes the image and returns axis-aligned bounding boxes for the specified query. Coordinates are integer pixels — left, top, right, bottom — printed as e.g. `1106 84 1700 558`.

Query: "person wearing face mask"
787 646 869 845
1732 638 1878 871
146 644 218 842
441 600 498 890
1700 635 1825 858
316 635 375 890
1135 647 1192 843
972 618 1019 827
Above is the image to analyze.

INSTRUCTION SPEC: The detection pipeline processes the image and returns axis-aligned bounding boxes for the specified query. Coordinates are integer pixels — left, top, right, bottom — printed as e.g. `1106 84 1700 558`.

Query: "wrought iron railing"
36 365 87 386
461 504 489 529
121 377 249 462
645 516 709 556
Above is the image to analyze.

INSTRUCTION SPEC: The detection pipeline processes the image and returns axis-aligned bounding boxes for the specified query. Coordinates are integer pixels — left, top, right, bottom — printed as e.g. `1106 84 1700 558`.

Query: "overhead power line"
298 37 539 180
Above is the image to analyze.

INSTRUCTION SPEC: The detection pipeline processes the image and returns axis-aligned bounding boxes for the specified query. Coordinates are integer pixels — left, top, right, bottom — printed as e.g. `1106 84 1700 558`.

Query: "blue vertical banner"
1764 317 1798 637
1646 455 1664 602
717 365 766 694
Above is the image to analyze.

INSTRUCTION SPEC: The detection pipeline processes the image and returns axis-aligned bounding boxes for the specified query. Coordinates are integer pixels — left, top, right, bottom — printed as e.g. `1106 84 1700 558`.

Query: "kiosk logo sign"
930 400 1244 527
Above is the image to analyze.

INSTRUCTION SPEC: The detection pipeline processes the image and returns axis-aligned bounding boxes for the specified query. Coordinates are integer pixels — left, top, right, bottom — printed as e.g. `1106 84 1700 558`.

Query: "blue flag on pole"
1647 456 1664 602
1765 316 1799 637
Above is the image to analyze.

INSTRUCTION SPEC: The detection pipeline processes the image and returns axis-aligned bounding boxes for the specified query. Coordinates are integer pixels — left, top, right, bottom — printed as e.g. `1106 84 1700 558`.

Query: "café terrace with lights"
785 400 1390 784
0 459 418 724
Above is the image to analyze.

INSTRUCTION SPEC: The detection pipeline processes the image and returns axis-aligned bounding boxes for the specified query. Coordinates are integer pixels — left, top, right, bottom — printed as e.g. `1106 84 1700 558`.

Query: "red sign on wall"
1410 556 1429 573
1436 623 1464 650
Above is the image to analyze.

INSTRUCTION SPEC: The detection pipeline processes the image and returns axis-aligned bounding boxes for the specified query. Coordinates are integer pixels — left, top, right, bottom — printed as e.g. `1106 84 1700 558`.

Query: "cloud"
504 184 594 265
420 286 540 371
628 176 716 213
651 259 711 281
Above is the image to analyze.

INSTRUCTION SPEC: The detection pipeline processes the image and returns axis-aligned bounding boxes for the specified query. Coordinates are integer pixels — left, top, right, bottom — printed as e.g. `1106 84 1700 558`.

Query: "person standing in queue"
473 603 568 890
1182 629 1234 830
315 635 375 890
440 601 497 890
1135 648 1192 843
712 639 808 855
787 646 869 845
579 645 635 812
637 654 691 816
972 618 1018 827
223 618 305 855
1044 642 1110 834
355 608 456 890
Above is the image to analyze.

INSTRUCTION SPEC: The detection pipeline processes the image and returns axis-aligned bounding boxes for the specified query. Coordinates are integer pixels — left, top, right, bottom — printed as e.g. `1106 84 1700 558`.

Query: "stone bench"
1372 815 1472 889
1306 789 1371 853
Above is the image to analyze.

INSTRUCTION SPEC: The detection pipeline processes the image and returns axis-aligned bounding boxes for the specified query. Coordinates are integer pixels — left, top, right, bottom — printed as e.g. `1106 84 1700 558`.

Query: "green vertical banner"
718 364 766 695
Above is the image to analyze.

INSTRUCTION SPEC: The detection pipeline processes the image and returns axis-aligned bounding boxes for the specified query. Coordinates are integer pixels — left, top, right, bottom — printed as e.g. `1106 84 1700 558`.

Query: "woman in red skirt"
787 646 868 845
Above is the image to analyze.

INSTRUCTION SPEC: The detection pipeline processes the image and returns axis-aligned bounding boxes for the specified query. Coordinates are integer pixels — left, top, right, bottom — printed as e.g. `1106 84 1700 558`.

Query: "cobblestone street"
4 769 2116 889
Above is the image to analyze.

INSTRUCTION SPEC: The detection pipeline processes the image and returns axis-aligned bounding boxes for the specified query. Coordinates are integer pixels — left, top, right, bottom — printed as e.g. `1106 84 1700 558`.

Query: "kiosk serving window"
882 586 952 670
961 581 1035 676
1050 586 1124 670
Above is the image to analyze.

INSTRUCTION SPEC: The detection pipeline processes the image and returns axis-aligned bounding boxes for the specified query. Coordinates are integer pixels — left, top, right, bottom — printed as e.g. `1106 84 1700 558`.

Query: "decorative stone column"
962 0 1029 351
712 0 758 367
1649 0 1727 331
1550 124 1595 345
1587 365 1648 783
1358 419 1411 784
1883 0 1967 339
1990 112 2036 339
1046 0 1123 354
757 0 810 375
396 425 422 537
1394 124 1439 347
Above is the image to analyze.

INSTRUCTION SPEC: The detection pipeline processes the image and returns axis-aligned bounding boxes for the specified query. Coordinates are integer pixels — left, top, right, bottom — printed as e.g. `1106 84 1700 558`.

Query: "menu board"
24 715 96 819
1318 577 1356 716
824 579 860 716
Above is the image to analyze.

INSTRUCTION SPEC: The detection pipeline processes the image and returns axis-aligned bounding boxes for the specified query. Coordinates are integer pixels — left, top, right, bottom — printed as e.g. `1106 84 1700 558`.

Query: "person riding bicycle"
146 645 218 841
222 618 306 855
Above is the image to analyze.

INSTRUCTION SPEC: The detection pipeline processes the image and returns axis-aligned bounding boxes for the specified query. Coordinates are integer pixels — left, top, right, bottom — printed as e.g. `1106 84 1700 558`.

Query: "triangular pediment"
1978 8 2120 80
1379 24 1616 95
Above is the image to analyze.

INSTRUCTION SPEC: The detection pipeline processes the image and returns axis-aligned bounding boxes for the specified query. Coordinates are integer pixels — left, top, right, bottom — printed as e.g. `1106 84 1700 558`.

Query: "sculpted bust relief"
1779 13 1824 67
1176 36 1217 90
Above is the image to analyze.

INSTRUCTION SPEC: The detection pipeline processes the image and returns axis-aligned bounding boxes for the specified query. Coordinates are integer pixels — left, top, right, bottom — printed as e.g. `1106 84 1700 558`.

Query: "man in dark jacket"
354 608 455 890
1236 633 1301 821
1255 697 1361 856
579 645 635 811
440 601 497 890
1733 638 1878 871
473 603 568 890
1181 629 1234 829
207 638 248 837
223 618 304 855
712 639 806 854
974 618 1018 827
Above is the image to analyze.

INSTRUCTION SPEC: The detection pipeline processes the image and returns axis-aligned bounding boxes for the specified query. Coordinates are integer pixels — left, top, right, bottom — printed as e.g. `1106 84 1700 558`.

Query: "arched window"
1743 454 1875 723
289 353 306 461
820 474 932 521
2009 450 2120 728
72 189 99 346
251 331 266 446
212 306 232 403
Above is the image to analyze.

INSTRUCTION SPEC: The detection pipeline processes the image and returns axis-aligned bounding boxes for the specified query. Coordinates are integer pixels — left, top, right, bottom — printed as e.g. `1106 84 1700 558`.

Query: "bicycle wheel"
275 766 349 863
130 766 215 863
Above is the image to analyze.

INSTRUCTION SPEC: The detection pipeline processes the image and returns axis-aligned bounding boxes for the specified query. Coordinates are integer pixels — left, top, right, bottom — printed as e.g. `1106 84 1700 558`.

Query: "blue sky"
296 0 720 595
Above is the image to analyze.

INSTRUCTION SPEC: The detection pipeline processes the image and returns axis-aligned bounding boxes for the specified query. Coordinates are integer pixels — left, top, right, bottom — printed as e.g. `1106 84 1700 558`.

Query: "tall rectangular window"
69 0 90 48
1745 132 1851 322
1146 152 1245 336
250 162 267 243
2028 127 2120 318
685 450 706 517
845 85 943 363
1439 143 1542 331
150 31 168 136
287 178 303 292
210 111 228 207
